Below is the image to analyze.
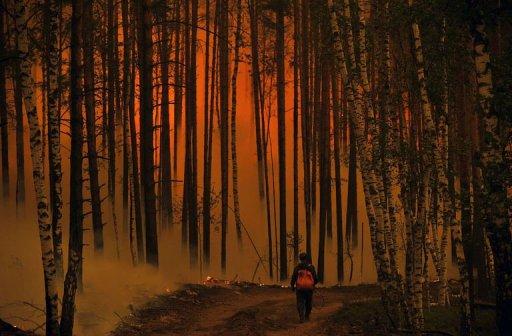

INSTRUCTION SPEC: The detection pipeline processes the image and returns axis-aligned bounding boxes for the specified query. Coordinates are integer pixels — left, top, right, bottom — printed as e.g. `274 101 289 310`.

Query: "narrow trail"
112 284 381 336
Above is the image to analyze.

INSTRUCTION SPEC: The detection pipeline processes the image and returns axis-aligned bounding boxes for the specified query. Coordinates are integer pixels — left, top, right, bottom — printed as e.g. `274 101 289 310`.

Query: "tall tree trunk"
292 0 300 264
261 79 274 279
122 0 142 261
83 0 104 255
121 0 131 234
123 24 136 265
60 1 84 333
173 0 183 176
310 19 320 219
470 9 512 334
346 123 358 247
408 0 470 331
137 0 158 267
231 0 243 247
332 68 344 283
300 0 312 256
327 0 401 326
317 48 330 283
181 0 190 250
14 62 25 210
106 0 120 259
457 80 475 322
219 0 229 274
128 46 144 261
203 0 217 268
276 3 288 281
45 0 64 278
249 0 273 278
0 3 8 199
248 0 265 199
186 0 199 266
100 31 108 157
159 2 172 230
14 1 60 334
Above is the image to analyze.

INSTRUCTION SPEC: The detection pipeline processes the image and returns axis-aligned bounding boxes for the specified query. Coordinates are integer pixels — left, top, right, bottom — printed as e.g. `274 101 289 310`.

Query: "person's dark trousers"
296 290 313 322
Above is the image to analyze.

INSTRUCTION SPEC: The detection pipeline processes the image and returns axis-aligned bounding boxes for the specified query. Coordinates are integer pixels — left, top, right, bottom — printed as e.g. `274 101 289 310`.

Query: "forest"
0 0 510 335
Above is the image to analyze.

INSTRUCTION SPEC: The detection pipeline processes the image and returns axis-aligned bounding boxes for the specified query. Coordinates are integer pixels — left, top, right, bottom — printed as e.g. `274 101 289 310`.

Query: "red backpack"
296 268 315 290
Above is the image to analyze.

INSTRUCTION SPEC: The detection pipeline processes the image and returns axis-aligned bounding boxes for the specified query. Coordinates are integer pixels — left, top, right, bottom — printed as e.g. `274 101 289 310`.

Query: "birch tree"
469 5 512 333
14 1 60 333
45 0 64 278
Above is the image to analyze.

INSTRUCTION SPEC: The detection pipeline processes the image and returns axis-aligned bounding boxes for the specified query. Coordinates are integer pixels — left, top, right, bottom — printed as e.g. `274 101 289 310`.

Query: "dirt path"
112 284 380 336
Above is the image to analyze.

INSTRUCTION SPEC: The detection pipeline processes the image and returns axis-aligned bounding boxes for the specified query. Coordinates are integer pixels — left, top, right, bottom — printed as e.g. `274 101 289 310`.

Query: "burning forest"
0 0 511 335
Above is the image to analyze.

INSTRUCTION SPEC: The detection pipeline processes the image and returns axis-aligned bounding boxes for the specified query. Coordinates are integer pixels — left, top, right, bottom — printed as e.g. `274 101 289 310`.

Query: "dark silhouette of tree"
137 0 158 267
14 58 25 210
231 0 243 247
83 0 104 255
0 3 8 200
275 0 288 281
60 1 84 333
292 0 300 264
300 0 312 256
249 0 273 279
219 0 229 274
157 0 173 230
202 0 218 268
331 66 344 283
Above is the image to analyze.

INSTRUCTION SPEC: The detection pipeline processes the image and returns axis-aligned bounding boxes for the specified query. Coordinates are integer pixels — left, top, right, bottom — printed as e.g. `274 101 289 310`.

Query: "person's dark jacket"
290 262 318 290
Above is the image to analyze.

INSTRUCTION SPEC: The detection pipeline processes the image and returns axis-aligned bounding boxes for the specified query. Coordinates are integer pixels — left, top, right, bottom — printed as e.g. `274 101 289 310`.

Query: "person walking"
290 252 318 322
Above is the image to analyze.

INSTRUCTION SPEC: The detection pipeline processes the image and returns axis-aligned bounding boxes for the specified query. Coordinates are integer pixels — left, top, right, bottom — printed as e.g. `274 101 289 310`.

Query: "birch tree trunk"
470 9 512 334
327 0 401 325
45 0 64 278
14 1 60 334
408 1 470 332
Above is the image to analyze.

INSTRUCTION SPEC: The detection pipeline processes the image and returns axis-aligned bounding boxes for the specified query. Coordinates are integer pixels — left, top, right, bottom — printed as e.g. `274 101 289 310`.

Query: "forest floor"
110 282 497 336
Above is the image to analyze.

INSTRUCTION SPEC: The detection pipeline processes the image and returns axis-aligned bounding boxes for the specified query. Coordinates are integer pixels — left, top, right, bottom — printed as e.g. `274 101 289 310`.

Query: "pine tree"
60 1 85 333
83 0 104 255
275 0 288 281
219 0 229 274
137 0 159 267
0 2 8 199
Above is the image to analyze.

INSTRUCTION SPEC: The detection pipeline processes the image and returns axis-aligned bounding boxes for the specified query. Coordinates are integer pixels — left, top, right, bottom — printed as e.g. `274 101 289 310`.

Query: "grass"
324 299 497 336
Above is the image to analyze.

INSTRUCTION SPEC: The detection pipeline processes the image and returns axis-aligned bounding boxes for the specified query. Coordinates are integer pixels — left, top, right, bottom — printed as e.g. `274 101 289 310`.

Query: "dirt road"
111 284 380 336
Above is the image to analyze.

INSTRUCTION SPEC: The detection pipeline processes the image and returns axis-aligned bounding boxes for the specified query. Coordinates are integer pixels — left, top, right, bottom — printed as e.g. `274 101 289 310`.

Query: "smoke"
0 211 175 335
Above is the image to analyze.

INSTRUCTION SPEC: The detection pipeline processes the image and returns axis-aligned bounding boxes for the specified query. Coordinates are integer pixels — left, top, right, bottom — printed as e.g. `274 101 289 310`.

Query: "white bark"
14 2 60 334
